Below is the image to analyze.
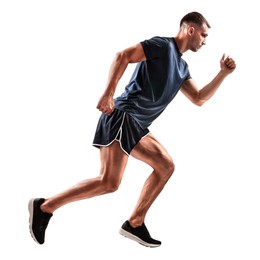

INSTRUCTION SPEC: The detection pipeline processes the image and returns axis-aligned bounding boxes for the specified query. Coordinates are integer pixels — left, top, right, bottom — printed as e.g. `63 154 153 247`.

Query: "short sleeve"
141 36 168 60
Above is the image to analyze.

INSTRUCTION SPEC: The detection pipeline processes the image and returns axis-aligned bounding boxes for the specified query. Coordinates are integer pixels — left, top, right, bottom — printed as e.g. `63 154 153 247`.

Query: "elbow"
114 50 129 64
114 51 124 62
195 100 205 107
192 96 206 107
194 92 207 106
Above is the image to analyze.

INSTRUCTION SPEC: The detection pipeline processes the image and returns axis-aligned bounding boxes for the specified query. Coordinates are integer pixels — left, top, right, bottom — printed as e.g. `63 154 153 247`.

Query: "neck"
174 24 191 54
174 33 189 54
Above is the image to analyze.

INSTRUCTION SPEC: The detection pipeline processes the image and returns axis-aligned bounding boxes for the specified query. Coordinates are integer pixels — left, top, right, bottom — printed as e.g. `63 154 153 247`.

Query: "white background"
1 1 259 259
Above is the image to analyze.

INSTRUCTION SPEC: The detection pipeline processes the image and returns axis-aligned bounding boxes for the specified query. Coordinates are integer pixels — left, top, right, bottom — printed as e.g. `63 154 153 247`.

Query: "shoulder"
141 36 171 47
141 36 172 59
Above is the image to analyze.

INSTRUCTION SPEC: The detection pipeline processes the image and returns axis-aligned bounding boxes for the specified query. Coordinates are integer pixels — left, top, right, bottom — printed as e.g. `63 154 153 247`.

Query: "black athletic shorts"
92 108 149 155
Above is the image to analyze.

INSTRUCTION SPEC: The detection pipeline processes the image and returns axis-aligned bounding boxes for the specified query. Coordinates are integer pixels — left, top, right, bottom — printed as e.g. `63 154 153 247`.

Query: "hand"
96 95 115 115
220 53 236 74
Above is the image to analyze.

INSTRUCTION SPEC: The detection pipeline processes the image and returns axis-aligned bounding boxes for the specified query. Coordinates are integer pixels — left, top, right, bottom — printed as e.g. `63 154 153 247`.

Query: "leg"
41 141 128 213
129 133 174 227
119 133 174 247
28 141 128 244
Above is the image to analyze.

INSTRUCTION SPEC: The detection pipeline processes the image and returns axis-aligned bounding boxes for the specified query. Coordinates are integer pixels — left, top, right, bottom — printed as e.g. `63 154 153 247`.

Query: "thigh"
99 141 129 185
130 133 173 171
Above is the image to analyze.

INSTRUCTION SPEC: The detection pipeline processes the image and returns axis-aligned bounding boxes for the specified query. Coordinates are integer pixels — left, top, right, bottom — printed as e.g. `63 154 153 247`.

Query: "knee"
101 177 120 194
165 157 175 178
157 156 175 181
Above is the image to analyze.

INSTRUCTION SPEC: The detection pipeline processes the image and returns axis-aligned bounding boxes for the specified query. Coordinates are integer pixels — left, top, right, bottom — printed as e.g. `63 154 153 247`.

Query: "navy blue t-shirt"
114 36 191 129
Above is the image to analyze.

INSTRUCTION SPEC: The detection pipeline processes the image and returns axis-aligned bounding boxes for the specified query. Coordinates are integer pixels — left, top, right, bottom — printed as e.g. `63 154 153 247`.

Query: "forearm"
102 51 129 97
96 51 129 114
198 70 229 102
198 54 236 103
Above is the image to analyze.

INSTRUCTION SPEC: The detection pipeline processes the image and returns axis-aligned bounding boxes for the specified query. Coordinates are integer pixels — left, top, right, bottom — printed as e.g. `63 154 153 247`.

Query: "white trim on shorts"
93 112 149 156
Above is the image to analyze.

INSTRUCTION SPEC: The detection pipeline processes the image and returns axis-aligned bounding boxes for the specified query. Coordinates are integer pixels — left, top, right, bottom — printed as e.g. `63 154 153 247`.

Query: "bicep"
121 43 146 63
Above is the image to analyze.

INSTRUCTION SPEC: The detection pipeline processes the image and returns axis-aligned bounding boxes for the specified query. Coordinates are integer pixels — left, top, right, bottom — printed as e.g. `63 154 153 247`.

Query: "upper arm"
180 78 204 106
118 43 146 64
117 36 168 64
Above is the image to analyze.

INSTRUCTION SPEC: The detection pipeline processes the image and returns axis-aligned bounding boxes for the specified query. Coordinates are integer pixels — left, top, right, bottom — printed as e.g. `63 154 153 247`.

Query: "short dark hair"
180 12 211 28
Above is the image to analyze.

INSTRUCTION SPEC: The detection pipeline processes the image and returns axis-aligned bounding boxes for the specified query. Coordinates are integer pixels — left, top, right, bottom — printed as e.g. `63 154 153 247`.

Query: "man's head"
178 12 210 52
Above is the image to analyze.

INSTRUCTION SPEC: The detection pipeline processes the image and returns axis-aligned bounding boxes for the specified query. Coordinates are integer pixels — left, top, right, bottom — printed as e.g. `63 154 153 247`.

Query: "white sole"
119 228 160 248
28 198 40 244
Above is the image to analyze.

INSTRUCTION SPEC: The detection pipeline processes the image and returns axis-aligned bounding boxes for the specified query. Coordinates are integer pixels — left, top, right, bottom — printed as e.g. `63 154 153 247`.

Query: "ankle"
128 219 143 228
40 200 53 214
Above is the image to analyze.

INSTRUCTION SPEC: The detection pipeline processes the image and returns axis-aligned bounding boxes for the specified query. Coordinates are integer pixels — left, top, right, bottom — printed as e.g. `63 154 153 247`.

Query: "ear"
187 26 195 36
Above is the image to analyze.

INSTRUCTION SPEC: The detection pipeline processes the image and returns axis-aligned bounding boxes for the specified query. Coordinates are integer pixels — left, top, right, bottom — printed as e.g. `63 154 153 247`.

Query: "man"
28 11 236 248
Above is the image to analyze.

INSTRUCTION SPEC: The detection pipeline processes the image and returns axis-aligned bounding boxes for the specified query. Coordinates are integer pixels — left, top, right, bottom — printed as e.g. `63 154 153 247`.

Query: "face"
188 23 209 52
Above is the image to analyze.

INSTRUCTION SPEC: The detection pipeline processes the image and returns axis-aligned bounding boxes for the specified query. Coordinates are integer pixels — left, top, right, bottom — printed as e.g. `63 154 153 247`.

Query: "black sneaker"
119 220 161 248
28 198 53 244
